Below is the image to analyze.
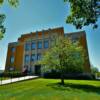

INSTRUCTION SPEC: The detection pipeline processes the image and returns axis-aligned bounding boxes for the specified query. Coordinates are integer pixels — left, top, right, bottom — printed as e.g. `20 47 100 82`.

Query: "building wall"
5 43 24 71
79 33 91 72
65 31 91 72
5 27 64 72
5 27 91 73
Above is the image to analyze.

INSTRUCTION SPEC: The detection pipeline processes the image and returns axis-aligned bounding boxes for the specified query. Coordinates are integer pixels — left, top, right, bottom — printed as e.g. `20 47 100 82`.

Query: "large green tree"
39 37 85 85
0 0 19 40
64 0 100 29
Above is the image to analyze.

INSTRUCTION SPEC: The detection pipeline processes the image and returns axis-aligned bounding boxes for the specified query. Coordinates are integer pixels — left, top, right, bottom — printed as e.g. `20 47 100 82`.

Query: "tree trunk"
61 74 64 85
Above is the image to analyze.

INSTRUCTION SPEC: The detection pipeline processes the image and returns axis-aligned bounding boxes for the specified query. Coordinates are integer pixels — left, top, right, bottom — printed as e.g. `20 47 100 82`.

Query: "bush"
64 73 94 80
2 71 26 78
44 72 61 79
43 71 94 80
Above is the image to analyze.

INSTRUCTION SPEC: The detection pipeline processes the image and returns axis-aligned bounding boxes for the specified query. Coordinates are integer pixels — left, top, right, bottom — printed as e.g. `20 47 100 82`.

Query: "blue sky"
0 0 100 71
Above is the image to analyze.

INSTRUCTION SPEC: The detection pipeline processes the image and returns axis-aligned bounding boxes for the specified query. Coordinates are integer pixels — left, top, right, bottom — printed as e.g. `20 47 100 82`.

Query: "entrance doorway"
34 65 41 75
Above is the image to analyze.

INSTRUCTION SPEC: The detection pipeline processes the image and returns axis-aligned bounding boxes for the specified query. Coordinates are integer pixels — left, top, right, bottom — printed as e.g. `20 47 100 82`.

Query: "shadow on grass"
47 82 100 94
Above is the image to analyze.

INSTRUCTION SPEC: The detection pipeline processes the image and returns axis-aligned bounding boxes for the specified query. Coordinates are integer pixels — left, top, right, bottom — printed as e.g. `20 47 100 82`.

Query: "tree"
64 0 100 29
0 0 19 40
39 37 85 85
91 66 99 74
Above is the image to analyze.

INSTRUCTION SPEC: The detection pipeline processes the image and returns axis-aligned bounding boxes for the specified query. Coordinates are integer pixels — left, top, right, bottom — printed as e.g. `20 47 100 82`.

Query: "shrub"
2 71 26 78
43 71 94 80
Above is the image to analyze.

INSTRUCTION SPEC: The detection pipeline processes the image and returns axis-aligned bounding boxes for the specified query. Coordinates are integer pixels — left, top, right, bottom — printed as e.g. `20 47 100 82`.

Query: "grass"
0 78 100 100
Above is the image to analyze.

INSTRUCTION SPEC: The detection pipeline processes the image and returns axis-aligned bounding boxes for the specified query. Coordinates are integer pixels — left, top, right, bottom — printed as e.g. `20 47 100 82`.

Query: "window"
51 39 55 47
31 54 36 61
37 53 41 60
11 47 15 52
72 36 79 43
44 40 49 48
38 41 42 49
25 42 30 51
31 41 36 49
10 56 14 63
25 55 30 63
9 67 14 71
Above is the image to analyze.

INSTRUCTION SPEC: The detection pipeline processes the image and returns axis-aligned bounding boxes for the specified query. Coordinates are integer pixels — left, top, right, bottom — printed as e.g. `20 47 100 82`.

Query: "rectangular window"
25 55 30 63
37 53 41 60
38 41 42 49
44 40 49 48
51 39 55 47
31 41 36 49
11 47 15 52
25 42 30 51
10 56 14 63
72 36 79 43
31 54 36 61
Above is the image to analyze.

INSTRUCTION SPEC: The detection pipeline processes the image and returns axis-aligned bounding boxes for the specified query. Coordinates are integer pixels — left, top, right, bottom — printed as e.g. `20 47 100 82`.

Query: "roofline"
65 30 86 35
20 26 64 37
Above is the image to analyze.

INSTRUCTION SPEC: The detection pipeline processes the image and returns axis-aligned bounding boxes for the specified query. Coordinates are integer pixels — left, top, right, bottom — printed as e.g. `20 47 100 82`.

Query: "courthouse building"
5 27 91 75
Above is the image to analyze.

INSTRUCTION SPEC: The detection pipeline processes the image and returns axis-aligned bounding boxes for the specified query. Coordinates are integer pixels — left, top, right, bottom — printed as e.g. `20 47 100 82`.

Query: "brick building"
5 27 91 74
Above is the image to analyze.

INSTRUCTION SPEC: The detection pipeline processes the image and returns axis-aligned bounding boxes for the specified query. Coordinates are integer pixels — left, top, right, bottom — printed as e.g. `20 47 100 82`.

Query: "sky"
0 0 100 71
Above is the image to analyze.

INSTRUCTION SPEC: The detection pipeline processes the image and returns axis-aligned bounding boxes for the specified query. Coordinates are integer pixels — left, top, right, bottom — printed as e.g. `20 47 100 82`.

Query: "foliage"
44 72 94 80
91 66 99 74
0 0 19 7
0 14 6 40
39 37 85 84
2 71 24 78
64 0 100 29
0 0 19 40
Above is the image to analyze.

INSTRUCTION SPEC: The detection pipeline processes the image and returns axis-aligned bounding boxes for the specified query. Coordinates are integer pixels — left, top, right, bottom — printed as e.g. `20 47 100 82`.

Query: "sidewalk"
0 76 39 85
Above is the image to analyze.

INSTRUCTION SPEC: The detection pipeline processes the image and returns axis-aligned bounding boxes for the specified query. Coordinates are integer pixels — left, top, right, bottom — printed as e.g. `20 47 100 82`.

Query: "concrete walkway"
0 76 39 85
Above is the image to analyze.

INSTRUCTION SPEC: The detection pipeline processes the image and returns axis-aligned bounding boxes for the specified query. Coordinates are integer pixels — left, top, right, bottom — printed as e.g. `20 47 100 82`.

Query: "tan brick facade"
5 27 91 73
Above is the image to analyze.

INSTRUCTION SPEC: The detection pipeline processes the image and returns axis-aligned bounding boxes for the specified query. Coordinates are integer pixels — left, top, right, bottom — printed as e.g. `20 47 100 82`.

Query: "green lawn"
0 78 100 100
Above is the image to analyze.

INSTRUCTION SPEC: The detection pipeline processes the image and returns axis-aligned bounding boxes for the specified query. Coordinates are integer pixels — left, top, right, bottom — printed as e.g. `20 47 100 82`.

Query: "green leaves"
0 0 19 7
39 37 85 74
0 0 19 40
0 14 6 40
65 0 100 29
8 0 19 7
0 0 4 5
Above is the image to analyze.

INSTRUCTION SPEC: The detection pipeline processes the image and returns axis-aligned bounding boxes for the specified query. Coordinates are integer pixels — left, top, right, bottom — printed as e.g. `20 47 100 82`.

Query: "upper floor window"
44 40 49 48
25 42 30 51
71 36 79 43
31 54 36 61
51 39 55 47
37 53 41 60
10 56 14 63
31 41 36 49
38 41 42 49
11 47 15 53
25 55 30 63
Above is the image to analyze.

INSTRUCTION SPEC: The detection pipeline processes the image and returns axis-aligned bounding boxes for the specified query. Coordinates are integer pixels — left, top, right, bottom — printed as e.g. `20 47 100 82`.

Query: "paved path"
0 76 39 85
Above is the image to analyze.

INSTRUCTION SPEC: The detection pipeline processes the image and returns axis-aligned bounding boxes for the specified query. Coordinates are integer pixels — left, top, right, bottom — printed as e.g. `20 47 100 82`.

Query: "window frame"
37 53 41 60
10 56 14 63
31 41 36 50
25 55 30 63
11 47 15 53
31 54 36 61
25 42 30 51
44 39 49 48
37 41 42 49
